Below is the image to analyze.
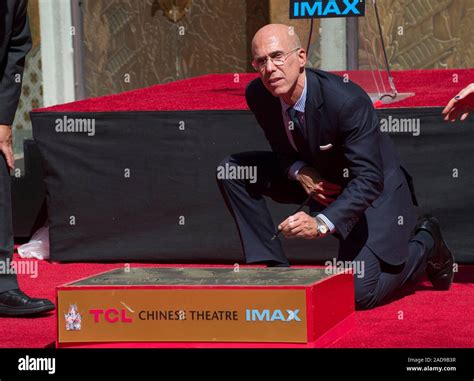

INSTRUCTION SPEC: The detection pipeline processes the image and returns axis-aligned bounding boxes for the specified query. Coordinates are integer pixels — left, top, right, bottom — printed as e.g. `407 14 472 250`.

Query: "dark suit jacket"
0 0 31 125
246 68 418 265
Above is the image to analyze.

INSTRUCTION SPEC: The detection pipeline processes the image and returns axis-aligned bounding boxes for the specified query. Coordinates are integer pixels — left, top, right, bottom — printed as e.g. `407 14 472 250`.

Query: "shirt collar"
280 75 307 114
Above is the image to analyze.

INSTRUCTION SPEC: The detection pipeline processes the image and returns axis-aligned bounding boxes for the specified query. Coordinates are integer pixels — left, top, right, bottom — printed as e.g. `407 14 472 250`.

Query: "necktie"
287 107 306 153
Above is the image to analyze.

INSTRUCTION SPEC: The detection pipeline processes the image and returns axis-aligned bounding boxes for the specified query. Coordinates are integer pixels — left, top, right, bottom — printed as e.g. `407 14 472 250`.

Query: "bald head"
251 24 306 102
252 24 301 56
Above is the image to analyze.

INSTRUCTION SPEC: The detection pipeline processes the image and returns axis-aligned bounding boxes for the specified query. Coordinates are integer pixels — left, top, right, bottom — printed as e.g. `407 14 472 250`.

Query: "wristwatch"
316 217 329 236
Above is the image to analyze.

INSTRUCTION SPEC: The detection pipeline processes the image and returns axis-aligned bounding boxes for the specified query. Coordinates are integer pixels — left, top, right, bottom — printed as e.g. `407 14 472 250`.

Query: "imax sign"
246 309 301 322
290 0 365 19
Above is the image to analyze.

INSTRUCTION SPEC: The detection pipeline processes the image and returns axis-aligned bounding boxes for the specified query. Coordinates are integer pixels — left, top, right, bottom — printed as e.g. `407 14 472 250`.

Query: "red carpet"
2 253 473 348
35 69 474 113
19 68 474 348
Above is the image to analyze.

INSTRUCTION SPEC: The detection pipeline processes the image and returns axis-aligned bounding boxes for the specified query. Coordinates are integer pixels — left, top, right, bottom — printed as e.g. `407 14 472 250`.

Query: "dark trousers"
0 153 18 293
216 151 432 310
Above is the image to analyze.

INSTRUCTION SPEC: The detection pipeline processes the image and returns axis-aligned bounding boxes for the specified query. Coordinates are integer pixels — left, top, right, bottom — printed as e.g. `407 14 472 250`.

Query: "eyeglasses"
252 47 301 72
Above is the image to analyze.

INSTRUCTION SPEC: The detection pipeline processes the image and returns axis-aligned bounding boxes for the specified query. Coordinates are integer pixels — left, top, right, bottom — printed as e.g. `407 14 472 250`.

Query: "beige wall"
82 0 269 98
359 0 474 70
81 0 474 98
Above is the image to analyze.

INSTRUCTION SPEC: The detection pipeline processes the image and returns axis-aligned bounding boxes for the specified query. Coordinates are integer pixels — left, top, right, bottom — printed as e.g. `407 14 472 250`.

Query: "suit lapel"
304 69 323 159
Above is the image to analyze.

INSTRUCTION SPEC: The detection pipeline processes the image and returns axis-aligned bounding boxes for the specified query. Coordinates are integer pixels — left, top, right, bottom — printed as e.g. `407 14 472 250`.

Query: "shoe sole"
0 304 55 317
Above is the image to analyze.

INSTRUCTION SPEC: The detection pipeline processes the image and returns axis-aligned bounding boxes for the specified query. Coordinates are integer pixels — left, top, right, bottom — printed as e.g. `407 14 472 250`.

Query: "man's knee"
217 154 237 167
216 155 238 183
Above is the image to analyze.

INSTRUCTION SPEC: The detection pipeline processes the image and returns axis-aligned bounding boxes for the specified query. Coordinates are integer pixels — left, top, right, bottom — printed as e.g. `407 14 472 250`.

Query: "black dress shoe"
415 215 455 290
0 289 55 316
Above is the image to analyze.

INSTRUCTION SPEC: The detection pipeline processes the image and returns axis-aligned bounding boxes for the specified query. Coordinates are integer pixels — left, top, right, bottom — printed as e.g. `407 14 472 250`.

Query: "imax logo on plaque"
246 309 301 322
290 0 365 19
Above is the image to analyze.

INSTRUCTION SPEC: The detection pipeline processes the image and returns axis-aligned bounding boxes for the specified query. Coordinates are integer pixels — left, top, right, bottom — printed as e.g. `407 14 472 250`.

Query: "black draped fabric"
30 108 474 263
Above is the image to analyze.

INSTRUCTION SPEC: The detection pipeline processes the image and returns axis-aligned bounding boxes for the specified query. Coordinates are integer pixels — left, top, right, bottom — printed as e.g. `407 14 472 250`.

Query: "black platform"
12 140 47 238
30 108 474 263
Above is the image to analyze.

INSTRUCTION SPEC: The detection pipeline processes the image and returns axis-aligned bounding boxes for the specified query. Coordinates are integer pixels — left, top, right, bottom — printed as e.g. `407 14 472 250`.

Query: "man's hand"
296 166 341 207
443 83 474 122
278 211 321 239
0 125 14 170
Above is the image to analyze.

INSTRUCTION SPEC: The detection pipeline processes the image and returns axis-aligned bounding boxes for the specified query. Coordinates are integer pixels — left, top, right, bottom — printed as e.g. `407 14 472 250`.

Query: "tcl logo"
89 308 133 323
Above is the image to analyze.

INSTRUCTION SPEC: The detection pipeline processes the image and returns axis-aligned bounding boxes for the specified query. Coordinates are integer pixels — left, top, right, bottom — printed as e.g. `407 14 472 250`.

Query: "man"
0 0 54 315
216 24 454 310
